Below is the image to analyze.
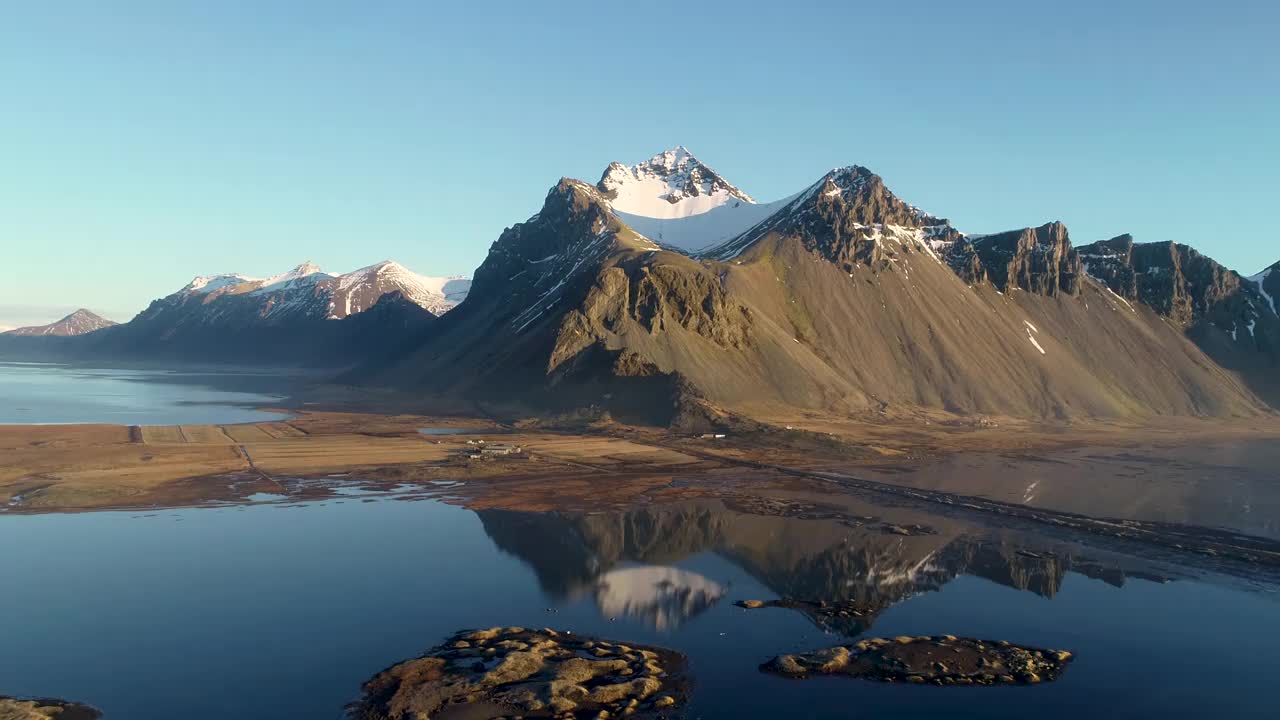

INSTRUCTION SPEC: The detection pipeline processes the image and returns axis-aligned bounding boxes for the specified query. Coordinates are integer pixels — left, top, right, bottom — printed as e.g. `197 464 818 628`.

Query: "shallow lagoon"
1 493 1276 719
0 362 291 425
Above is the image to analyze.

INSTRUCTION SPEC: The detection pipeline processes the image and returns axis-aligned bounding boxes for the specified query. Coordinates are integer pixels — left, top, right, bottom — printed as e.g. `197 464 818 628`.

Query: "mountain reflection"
476 500 1164 633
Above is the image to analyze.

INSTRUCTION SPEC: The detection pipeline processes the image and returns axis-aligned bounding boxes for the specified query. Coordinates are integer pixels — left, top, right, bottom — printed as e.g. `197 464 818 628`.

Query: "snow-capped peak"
332 261 471 318
184 273 257 294
598 147 754 220
258 261 330 291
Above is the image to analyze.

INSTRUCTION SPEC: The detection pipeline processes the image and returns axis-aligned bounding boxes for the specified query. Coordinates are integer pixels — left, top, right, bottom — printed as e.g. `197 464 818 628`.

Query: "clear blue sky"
3 1 1277 327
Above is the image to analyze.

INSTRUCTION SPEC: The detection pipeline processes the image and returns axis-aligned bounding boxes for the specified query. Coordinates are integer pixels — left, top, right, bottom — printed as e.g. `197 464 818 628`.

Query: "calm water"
1 495 1276 719
0 362 292 425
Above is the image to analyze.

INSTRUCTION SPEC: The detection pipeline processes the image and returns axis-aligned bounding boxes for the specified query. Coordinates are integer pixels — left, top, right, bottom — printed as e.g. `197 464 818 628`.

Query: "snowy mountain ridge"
170 260 470 318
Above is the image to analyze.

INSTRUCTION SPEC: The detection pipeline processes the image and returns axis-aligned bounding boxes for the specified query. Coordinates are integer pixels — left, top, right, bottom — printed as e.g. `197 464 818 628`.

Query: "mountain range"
0 260 470 367
4 147 1276 424
349 147 1279 425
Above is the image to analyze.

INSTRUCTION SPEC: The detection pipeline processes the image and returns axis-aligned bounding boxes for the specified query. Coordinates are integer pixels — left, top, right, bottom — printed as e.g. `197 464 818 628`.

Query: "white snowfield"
601 147 783 254
615 196 795 255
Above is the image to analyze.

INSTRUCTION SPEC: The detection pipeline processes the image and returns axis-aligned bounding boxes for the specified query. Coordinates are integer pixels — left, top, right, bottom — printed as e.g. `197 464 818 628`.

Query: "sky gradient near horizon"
3 1 1278 327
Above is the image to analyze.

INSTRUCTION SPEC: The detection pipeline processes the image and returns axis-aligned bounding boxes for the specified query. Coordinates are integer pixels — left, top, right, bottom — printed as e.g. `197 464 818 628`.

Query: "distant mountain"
350 147 1272 425
0 260 464 368
166 260 469 323
3 309 117 337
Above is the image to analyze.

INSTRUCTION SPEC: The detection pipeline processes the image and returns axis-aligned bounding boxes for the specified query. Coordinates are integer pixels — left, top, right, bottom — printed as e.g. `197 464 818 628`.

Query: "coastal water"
0 362 292 425
1 493 1276 719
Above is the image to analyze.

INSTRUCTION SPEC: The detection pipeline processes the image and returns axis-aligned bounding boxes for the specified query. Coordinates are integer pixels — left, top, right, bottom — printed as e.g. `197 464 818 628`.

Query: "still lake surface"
0 361 292 425
2 493 1277 719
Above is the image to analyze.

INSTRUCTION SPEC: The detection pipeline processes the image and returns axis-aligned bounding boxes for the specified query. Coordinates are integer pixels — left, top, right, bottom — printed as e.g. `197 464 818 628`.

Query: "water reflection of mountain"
477 501 1164 632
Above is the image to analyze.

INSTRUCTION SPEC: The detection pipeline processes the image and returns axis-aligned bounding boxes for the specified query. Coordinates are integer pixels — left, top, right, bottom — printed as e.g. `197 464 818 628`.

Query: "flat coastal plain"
4 408 1279 519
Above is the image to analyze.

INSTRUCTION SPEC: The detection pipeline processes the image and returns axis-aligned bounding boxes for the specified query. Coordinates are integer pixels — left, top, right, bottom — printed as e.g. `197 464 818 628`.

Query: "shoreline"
5 410 1280 513
4 411 1280 581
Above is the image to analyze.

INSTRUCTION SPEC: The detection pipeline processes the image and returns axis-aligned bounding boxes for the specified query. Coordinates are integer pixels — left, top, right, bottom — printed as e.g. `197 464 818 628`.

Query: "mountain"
351 147 1271 425
1077 238 1280 404
3 309 117 337
163 260 469 323
0 260 463 368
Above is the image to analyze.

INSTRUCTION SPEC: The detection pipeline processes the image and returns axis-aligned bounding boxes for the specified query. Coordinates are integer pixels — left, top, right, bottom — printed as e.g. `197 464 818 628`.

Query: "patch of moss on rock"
350 627 690 719
762 635 1073 686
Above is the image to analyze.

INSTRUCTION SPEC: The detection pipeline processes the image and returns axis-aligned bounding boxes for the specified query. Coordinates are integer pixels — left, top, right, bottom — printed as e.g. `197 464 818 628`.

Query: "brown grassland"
3 407 1278 515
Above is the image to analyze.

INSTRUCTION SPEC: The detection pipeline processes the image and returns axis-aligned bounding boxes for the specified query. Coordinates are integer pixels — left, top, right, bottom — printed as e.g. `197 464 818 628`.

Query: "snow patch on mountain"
255 261 331 294
185 274 258 294
616 195 797 255
333 261 470 317
1250 267 1276 316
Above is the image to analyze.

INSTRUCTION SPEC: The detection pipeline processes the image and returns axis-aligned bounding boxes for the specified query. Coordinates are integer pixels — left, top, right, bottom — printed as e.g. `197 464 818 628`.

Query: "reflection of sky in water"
0 362 287 424
592 565 726 629
0 497 1277 719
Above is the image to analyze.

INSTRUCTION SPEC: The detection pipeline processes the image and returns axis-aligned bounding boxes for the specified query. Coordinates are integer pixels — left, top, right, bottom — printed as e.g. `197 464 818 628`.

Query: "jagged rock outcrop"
1079 236 1254 326
550 262 752 379
1078 237 1280 403
960 222 1081 296
707 166 957 271
944 237 990 286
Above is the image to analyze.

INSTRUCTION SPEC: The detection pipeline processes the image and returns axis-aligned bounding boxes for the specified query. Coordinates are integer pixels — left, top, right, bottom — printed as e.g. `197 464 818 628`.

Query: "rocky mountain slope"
3 309 117 337
1076 237 1280 403
353 148 1270 425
